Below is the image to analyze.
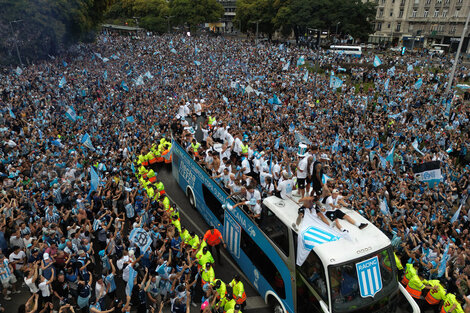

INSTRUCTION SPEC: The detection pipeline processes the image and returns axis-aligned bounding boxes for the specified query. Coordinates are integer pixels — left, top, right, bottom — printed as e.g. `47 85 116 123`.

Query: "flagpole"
445 10 470 94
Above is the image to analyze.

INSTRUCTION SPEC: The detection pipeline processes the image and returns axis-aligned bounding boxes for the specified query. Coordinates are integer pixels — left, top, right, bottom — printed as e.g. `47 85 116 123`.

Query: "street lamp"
164 15 175 33
9 19 23 66
336 22 341 35
248 19 262 44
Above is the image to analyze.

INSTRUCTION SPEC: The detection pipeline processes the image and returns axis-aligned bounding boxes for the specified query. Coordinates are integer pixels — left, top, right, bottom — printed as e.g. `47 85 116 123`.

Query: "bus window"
202 184 224 224
328 248 398 313
296 271 323 313
259 205 289 256
240 228 286 299
298 251 328 301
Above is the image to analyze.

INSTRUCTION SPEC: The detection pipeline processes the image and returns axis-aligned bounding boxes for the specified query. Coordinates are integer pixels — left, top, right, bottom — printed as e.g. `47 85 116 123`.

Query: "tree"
236 0 376 41
0 0 111 65
170 0 224 29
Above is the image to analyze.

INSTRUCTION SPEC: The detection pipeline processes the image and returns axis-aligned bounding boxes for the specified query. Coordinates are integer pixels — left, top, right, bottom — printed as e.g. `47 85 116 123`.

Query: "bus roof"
262 194 391 266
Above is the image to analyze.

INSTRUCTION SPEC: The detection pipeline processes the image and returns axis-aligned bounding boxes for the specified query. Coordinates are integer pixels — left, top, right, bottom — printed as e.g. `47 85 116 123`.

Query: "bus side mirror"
319 301 330 313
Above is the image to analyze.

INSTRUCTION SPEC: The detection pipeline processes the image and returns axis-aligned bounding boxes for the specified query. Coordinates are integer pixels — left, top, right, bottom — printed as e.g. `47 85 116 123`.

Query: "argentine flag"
297 55 305 66
373 55 382 67
125 266 137 296
296 208 343 266
59 76 67 88
81 133 95 151
65 106 77 122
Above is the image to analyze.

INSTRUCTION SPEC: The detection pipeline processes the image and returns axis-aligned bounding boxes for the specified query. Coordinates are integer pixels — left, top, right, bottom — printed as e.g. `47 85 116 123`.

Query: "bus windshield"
328 247 397 313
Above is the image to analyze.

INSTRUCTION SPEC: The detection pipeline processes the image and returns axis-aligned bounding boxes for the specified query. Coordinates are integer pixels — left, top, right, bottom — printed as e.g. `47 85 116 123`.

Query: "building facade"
369 0 470 52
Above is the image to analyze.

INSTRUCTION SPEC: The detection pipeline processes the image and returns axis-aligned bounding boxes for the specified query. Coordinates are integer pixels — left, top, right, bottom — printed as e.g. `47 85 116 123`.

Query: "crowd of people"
0 29 469 313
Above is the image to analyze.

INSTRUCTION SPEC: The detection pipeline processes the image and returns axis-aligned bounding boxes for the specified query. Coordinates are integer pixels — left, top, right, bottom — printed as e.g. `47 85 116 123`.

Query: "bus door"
224 212 241 260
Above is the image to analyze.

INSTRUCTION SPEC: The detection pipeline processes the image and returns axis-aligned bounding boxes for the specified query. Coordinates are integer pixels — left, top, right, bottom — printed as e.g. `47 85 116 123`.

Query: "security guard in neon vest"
180 226 191 244
394 252 404 272
212 279 226 301
226 303 242 313
423 278 447 310
196 246 214 269
402 262 417 285
201 262 215 287
191 138 201 157
241 138 249 156
188 231 200 251
440 293 465 313
229 275 246 308
406 269 431 306
218 292 236 313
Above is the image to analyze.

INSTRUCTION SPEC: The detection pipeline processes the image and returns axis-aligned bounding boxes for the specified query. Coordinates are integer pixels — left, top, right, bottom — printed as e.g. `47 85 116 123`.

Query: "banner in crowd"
412 161 442 187
329 75 343 89
130 227 152 253
373 55 382 67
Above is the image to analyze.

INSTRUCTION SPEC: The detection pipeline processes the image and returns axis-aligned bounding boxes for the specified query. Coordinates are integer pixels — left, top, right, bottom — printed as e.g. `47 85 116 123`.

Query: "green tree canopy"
0 0 111 65
236 0 376 40
170 0 224 29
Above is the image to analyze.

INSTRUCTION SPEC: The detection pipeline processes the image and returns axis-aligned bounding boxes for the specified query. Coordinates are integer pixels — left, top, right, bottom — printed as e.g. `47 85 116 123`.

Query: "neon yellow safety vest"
241 144 248 154
208 116 216 125
188 235 200 250
191 142 200 152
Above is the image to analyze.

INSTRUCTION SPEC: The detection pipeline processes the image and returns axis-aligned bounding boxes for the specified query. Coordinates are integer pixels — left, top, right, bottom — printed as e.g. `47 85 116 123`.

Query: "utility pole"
9 20 23 66
445 9 470 94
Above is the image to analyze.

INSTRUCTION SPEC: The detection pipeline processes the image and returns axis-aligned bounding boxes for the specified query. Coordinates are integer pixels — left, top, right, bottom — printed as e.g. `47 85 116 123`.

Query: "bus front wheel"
268 297 284 313
187 188 196 208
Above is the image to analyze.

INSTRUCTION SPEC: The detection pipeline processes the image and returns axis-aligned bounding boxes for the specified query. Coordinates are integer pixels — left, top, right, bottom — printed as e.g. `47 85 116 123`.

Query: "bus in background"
171 139 420 313
328 45 362 57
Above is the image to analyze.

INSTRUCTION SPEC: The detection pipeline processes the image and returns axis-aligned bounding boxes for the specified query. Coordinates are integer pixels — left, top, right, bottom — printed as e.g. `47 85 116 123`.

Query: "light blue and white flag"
129 227 152 253
329 75 343 89
414 78 423 89
407 64 413 72
194 60 201 66
338 67 346 72
412 161 442 187
384 78 390 91
365 138 375 150
296 208 343 266
379 154 387 169
282 61 290 71
380 197 391 216
126 116 135 123
135 75 144 86
303 70 309 82
433 83 439 92
62 60 68 67
81 133 95 151
121 81 129 92
59 76 66 88
296 55 305 66
289 123 295 133
8 109 16 119
387 66 395 76
90 166 99 192
411 139 425 156
386 142 395 166
294 132 312 145
194 45 199 55
274 137 281 150
222 95 229 104
15 67 22 75
373 55 382 67
450 204 462 224
125 266 137 296
144 71 153 79
322 174 333 185
437 243 450 277
65 106 77 122
170 48 177 54
103 70 107 81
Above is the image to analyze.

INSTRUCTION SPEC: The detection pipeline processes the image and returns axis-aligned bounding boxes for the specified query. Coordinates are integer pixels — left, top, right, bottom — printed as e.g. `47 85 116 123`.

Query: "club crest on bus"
356 256 383 298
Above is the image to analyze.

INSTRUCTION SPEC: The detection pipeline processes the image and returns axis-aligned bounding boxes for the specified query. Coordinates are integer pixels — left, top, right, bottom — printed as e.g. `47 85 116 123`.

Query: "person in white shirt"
232 185 262 221
193 100 202 117
9 246 26 272
24 263 40 294
241 157 251 175
276 171 295 200
321 189 368 232
296 154 309 199
38 273 54 301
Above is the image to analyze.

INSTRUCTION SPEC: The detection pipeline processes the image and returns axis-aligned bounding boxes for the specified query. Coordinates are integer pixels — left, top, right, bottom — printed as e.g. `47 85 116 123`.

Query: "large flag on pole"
412 161 442 187
90 166 99 192
450 204 462 224
296 209 343 266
